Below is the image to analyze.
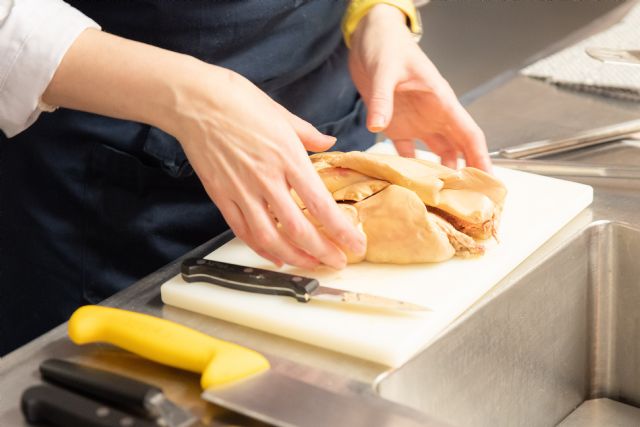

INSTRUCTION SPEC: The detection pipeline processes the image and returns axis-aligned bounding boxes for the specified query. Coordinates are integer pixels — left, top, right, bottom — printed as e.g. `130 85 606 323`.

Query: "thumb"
291 114 336 152
276 104 336 152
367 66 397 133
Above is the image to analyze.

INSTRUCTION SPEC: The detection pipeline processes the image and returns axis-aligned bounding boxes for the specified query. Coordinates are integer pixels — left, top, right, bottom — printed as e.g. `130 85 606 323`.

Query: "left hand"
348 4 492 171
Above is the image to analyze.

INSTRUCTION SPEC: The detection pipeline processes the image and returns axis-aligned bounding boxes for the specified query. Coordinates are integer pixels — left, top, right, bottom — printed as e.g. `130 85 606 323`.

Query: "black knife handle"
21 384 156 427
181 258 319 302
40 359 161 418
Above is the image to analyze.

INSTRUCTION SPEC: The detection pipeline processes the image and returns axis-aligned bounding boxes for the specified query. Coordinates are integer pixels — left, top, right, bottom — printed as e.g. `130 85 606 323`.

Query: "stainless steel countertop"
4 78 640 426
4 7 640 425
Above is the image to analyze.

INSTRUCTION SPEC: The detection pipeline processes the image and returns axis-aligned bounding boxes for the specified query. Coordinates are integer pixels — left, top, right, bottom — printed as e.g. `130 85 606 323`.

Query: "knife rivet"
120 417 135 426
243 267 254 273
292 276 302 282
96 407 110 417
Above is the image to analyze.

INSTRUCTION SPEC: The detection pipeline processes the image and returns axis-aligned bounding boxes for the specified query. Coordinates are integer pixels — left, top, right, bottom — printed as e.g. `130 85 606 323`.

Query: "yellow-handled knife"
69 305 268 389
68 306 440 427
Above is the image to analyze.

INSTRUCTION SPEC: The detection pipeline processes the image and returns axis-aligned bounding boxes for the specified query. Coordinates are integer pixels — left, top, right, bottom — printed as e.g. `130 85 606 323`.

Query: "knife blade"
68 306 446 427
180 257 429 312
40 358 200 427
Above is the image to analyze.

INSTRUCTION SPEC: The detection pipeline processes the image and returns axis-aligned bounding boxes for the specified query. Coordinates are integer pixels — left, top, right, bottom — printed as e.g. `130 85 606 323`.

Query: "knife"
181 257 429 312
68 306 446 427
489 118 640 160
21 384 156 427
40 358 200 427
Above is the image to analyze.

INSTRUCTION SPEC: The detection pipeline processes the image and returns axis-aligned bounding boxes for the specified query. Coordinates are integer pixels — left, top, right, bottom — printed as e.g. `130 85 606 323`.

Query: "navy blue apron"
0 0 374 354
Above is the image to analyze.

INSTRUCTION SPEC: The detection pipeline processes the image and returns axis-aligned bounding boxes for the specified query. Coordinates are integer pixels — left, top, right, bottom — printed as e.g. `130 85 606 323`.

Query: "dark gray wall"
419 0 629 97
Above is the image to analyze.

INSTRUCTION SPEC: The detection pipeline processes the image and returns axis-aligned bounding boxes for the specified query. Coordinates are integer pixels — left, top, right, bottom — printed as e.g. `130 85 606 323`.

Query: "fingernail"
484 160 494 174
325 135 337 143
370 114 386 131
332 258 347 270
301 261 320 271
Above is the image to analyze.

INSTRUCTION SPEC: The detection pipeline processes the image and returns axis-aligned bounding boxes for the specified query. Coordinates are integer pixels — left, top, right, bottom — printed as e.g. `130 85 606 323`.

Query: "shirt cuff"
0 0 100 138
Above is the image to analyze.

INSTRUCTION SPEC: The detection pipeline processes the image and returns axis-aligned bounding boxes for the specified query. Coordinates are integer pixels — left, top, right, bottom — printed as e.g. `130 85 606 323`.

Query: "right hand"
172 65 366 269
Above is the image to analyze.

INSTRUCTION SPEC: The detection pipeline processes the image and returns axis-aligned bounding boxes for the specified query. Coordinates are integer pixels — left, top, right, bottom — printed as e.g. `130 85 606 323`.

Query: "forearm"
42 28 223 139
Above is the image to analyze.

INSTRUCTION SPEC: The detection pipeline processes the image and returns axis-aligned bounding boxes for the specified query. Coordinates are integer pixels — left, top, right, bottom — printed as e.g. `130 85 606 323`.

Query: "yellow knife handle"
68 305 270 389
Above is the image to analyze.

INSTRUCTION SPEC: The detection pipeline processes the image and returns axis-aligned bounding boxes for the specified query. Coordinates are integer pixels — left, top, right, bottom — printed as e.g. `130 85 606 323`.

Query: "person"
0 0 491 354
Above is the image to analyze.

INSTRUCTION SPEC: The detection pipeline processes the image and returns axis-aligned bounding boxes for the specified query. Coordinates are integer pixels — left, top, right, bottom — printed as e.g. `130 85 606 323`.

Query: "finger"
439 150 459 169
444 104 492 172
239 196 322 270
422 134 459 169
266 185 346 269
367 65 397 133
273 102 337 152
392 139 416 158
460 128 492 172
287 166 365 258
216 198 284 267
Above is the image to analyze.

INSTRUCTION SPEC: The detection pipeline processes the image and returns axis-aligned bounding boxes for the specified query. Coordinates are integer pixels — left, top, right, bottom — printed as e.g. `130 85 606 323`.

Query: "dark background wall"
418 0 629 97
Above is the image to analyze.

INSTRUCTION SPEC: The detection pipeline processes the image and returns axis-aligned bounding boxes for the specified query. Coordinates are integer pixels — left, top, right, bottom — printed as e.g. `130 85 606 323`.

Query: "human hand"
42 30 363 270
173 65 366 269
348 4 492 171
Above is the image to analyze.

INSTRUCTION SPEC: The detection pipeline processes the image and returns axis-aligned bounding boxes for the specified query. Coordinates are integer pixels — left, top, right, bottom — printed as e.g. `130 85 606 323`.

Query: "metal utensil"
68 306 442 427
586 47 640 66
181 257 429 312
40 358 200 427
22 384 156 427
492 158 640 179
489 119 640 160
201 369 439 427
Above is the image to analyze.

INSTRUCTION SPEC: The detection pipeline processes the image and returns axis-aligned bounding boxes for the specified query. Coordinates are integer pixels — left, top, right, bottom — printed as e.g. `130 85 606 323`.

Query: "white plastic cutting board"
161 145 593 367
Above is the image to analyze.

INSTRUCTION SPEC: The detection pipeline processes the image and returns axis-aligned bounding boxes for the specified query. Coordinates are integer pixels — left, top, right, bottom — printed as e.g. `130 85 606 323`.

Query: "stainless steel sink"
375 221 640 427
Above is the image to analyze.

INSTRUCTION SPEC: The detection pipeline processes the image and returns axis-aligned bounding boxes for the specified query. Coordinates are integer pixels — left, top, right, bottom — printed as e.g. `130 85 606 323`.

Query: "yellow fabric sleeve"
342 0 423 48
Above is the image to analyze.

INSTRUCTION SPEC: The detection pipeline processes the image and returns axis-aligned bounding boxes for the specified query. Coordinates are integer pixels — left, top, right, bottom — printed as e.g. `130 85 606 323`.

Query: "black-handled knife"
21 384 156 427
40 359 199 427
181 257 429 311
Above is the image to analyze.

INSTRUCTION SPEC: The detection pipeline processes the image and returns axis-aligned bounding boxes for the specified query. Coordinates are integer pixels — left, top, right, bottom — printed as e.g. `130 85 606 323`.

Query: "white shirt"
0 0 99 138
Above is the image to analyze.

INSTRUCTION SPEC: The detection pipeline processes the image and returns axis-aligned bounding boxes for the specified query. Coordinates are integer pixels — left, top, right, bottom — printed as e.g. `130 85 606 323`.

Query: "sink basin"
375 221 640 427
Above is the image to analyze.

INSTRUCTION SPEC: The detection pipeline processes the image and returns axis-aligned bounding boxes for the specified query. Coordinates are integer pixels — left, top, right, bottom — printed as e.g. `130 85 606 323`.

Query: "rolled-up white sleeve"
0 0 100 137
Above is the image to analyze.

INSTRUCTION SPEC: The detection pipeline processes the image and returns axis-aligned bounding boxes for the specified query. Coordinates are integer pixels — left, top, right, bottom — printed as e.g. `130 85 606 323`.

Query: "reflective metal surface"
148 393 202 427
558 398 640 426
314 286 430 312
371 77 640 425
490 119 640 159
5 10 640 424
492 158 640 179
202 370 440 427
376 221 640 426
6 112 640 427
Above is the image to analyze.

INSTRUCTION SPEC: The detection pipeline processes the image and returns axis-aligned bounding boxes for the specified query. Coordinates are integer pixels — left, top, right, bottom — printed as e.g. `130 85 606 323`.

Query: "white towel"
521 4 640 101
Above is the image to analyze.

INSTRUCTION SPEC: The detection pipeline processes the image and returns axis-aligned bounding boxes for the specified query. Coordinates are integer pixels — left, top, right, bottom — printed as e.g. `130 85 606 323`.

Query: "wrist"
351 4 407 47
343 0 422 48
362 3 407 25
148 57 233 143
